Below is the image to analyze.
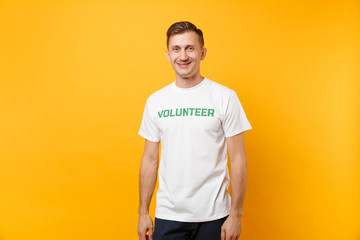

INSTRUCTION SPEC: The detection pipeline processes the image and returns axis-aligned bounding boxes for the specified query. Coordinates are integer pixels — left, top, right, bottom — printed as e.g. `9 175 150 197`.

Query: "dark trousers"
153 215 229 240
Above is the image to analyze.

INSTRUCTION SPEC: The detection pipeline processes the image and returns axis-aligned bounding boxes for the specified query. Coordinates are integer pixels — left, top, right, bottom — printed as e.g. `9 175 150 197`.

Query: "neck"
175 74 205 89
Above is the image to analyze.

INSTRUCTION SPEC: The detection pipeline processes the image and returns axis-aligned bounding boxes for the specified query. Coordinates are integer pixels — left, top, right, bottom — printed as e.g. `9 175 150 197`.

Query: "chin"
177 72 192 77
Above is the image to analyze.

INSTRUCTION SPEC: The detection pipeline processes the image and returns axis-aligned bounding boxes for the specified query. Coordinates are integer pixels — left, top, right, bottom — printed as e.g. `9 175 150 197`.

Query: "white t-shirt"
138 77 252 222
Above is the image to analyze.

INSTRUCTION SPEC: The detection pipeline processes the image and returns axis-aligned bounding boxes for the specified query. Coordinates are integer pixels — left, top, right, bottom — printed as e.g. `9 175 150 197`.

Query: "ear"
200 47 207 60
166 50 170 62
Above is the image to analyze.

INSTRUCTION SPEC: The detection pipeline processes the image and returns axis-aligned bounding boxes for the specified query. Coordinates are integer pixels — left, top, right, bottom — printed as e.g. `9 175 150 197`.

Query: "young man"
137 21 252 240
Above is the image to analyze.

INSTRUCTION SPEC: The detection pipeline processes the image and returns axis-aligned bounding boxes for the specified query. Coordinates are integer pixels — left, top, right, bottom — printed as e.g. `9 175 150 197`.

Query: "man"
137 21 252 240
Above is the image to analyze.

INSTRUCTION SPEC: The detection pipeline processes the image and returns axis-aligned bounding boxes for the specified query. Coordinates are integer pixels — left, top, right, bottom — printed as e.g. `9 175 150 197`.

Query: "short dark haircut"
166 21 204 49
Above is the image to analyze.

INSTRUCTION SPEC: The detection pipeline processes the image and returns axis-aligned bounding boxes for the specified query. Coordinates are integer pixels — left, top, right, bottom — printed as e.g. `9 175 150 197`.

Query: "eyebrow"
170 44 195 48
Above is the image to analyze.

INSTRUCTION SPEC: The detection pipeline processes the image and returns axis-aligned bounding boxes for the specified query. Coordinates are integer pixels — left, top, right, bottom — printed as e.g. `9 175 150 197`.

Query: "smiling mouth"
177 62 192 67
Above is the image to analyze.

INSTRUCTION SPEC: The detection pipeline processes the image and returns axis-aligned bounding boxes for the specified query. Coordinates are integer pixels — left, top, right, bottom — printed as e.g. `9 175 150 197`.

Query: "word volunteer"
158 108 215 118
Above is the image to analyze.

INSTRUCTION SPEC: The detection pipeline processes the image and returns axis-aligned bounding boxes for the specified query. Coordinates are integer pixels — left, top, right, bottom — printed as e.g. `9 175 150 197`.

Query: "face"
166 31 207 80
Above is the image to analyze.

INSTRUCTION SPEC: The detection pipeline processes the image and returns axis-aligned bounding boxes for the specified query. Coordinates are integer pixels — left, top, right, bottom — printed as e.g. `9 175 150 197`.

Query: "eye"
188 47 194 50
173 47 179 52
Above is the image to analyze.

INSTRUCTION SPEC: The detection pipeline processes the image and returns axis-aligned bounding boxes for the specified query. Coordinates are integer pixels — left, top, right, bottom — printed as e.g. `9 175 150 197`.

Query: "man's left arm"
221 132 248 240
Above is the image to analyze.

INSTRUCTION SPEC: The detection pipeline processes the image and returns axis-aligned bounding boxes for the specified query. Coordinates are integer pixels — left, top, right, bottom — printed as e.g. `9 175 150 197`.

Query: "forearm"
229 156 247 217
138 156 158 215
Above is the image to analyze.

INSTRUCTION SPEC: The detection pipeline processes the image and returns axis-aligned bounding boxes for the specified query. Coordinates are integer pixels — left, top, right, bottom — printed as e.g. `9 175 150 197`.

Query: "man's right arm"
137 139 159 240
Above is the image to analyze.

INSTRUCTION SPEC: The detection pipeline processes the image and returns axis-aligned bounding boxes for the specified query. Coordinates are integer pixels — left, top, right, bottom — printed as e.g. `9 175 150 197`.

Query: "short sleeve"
222 93 252 137
138 99 161 142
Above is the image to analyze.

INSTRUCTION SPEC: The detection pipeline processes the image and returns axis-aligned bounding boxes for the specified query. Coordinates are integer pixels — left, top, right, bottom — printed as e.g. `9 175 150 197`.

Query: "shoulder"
206 77 237 97
145 82 173 104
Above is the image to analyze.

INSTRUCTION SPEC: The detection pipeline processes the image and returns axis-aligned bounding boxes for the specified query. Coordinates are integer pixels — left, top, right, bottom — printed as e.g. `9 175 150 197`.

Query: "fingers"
137 229 142 240
137 228 149 240
148 227 153 240
221 227 226 240
139 227 153 240
140 231 146 240
138 230 151 240
138 215 153 240
221 229 240 240
229 233 240 240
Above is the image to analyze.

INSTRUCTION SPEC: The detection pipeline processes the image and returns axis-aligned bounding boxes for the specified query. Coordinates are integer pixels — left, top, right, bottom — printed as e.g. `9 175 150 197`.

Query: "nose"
179 49 188 61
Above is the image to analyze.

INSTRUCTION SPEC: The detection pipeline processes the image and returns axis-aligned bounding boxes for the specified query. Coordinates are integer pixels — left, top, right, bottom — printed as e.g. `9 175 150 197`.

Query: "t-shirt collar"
171 77 209 93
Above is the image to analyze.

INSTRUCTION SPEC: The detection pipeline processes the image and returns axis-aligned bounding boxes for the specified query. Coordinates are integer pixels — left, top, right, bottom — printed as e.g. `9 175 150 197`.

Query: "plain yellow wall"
0 0 359 239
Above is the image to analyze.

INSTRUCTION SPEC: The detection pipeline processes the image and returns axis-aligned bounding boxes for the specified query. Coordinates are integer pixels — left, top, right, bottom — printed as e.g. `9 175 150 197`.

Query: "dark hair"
166 21 204 49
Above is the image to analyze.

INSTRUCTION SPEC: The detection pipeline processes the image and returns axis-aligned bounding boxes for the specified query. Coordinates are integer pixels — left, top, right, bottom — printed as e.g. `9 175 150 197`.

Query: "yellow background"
0 0 359 239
